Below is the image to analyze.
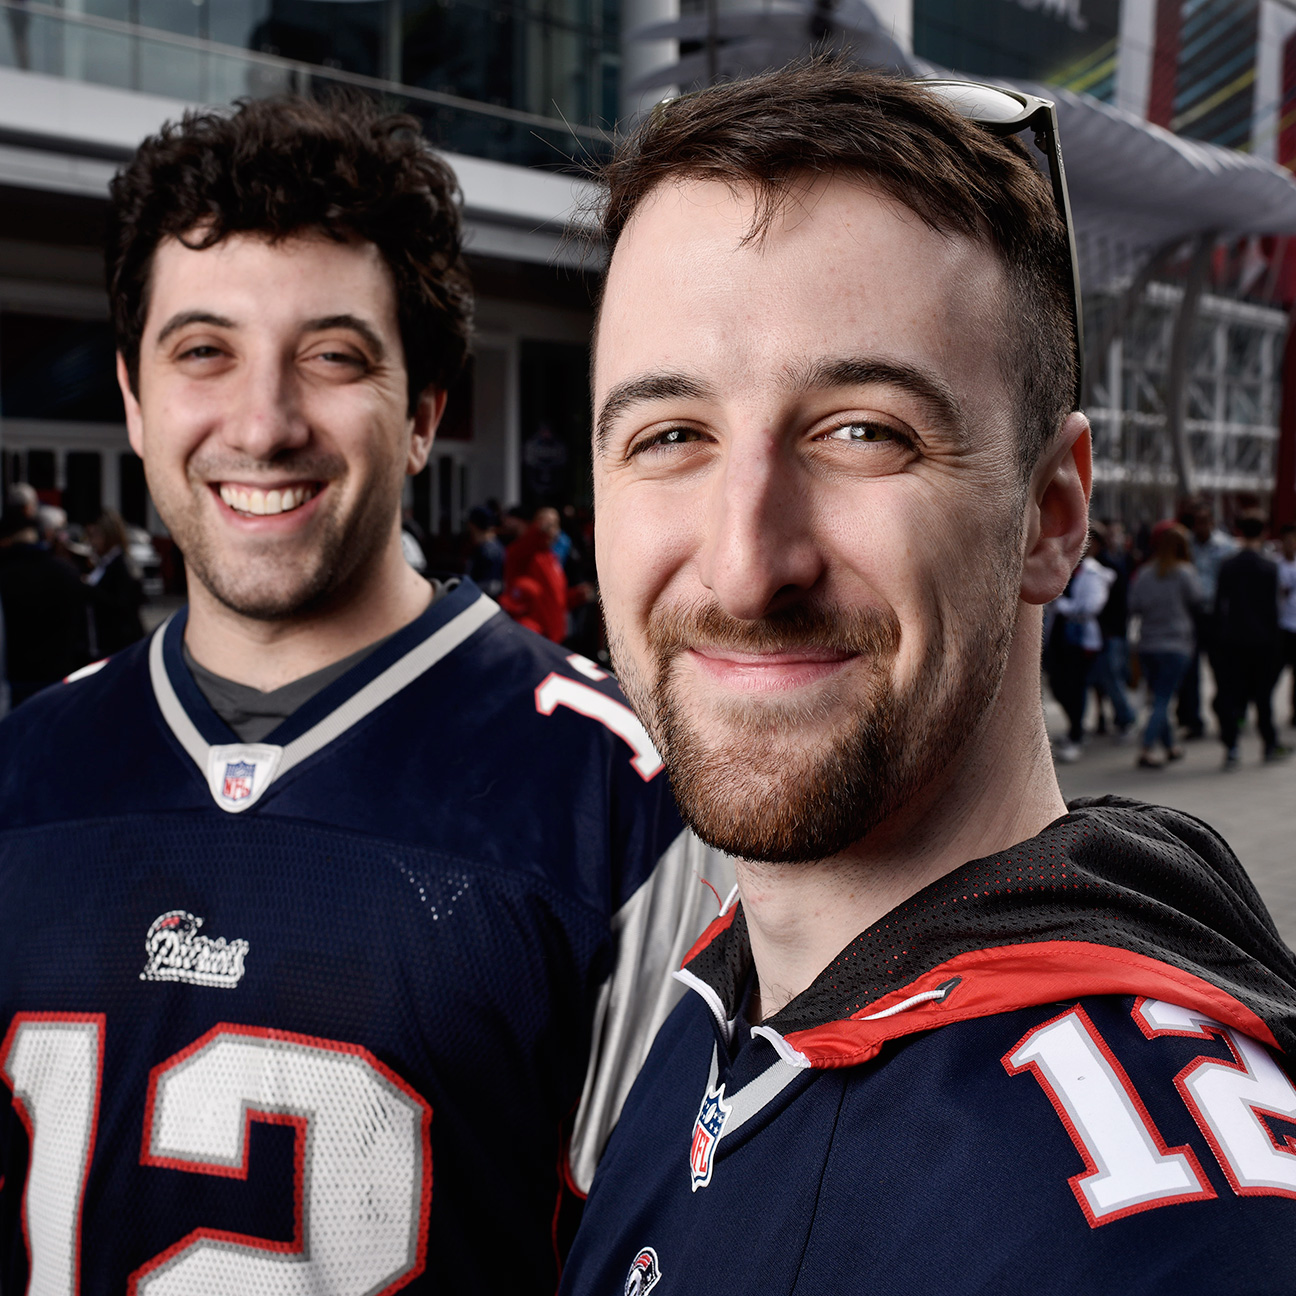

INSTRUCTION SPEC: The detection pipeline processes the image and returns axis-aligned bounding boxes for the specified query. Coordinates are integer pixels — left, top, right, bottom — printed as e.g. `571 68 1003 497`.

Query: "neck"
740 606 1066 1022
183 526 432 690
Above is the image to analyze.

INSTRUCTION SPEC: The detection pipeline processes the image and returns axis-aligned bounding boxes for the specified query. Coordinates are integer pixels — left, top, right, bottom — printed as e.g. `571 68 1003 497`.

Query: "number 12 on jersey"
1 1014 432 1294
1004 999 1296 1227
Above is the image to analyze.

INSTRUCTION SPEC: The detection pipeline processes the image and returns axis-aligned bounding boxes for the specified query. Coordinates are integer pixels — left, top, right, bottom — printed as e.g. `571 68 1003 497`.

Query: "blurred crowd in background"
7 469 1296 774
1045 502 1296 772
0 483 602 716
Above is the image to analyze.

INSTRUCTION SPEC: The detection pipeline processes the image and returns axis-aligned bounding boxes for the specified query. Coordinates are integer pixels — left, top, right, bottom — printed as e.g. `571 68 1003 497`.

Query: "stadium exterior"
0 0 1292 542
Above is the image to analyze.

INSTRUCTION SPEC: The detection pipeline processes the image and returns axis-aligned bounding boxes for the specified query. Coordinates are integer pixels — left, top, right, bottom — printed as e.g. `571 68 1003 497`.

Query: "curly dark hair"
598 61 1076 472
107 93 472 412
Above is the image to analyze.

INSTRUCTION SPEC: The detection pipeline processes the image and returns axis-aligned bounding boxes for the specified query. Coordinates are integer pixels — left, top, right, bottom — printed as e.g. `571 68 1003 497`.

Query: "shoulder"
0 636 159 819
812 995 1296 1289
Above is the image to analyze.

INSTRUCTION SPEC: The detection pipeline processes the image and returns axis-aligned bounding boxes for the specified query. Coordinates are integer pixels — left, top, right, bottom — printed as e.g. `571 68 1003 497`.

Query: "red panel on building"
1147 0 1181 128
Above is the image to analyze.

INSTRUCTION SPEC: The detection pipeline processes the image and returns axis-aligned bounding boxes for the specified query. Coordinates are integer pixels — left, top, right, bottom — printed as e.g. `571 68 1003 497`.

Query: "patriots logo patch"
624 1246 662 1295
689 1080 731 1191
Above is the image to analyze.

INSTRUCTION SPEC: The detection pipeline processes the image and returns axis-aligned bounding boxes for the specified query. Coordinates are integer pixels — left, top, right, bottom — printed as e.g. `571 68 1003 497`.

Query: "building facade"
0 0 615 553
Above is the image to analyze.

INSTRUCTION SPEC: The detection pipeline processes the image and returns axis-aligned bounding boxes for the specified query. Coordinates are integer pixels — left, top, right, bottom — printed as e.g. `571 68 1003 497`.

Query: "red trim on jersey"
0 1012 105 1295
1001 1004 1214 1227
779 941 1279 1067
132 1022 433 1294
1139 1013 1296 1203
681 904 738 969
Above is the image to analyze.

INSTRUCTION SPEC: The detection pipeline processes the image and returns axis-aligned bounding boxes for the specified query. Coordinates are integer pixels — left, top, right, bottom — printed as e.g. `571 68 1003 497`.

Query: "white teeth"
219 484 317 516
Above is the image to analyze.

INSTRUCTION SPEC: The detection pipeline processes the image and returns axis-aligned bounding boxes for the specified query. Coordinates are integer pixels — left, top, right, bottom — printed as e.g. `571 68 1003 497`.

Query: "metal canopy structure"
627 7 1296 519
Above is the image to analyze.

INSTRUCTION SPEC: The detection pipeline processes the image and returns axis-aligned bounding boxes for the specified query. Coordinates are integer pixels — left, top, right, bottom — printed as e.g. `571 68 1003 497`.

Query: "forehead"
595 175 1009 411
144 231 398 335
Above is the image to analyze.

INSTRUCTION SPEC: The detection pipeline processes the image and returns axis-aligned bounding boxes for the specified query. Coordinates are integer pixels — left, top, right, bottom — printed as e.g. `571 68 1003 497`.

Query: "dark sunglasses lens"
922 80 1028 125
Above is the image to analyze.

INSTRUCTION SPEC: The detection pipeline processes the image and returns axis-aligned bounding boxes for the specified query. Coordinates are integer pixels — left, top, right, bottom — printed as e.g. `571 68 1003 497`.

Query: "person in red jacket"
499 507 591 642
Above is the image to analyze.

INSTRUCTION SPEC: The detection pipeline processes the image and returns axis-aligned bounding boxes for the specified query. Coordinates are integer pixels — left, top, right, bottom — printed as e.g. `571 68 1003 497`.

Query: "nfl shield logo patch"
689 1080 731 1191
222 760 256 802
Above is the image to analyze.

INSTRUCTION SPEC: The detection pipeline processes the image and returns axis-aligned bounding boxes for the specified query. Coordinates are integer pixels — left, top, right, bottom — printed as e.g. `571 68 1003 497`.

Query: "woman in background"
1128 521 1204 769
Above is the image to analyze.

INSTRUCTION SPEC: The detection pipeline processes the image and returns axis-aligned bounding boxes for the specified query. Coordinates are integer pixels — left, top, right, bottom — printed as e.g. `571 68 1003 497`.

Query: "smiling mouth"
217 483 320 517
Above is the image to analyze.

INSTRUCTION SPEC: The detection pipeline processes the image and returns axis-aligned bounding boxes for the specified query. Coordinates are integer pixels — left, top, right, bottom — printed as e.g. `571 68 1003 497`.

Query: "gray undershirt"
184 636 390 743
181 580 452 744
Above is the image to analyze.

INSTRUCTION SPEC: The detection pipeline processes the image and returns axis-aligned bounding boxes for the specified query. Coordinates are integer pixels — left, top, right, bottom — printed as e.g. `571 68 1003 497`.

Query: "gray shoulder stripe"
720 1053 804 1140
148 617 208 770
277 593 501 776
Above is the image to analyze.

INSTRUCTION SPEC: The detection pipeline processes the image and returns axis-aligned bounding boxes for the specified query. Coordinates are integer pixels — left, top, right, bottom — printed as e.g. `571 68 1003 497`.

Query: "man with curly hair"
0 96 727 1292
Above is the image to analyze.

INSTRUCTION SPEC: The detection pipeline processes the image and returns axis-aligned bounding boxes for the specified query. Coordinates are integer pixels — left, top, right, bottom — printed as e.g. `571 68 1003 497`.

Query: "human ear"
118 352 146 457
407 386 448 476
1019 411 1091 606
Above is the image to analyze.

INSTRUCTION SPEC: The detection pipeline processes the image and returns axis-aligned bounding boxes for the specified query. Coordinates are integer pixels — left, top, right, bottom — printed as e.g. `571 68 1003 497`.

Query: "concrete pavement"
1049 677 1296 948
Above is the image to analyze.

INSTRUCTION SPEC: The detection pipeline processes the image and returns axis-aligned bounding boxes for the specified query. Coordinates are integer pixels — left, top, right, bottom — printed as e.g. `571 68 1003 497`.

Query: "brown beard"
610 593 1016 864
164 447 393 622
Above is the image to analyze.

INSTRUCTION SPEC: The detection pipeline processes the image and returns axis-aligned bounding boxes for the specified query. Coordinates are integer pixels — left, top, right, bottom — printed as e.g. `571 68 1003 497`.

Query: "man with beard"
560 63 1296 1294
0 97 728 1292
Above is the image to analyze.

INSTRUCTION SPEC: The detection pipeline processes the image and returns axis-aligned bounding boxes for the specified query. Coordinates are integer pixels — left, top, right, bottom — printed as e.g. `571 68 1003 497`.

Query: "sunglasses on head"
919 79 1084 411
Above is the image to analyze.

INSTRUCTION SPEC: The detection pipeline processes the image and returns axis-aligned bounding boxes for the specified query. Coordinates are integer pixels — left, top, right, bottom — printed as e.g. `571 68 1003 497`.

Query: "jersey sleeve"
567 829 734 1193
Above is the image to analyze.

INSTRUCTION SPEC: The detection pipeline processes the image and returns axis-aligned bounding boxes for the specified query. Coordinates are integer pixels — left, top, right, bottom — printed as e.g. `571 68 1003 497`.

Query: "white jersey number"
1135 998 1296 1199
0 1015 104 1296
0 1019 431 1295
1006 999 1296 1226
1004 1006 1212 1224
535 672 663 780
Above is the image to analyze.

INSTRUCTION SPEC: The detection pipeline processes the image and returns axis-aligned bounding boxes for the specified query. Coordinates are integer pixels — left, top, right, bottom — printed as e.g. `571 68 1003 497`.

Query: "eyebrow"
155 311 235 345
595 372 716 454
153 310 387 362
594 357 967 455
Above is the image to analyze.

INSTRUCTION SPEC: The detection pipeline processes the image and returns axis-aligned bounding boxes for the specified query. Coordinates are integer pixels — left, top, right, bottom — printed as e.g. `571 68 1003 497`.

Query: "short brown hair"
598 60 1076 471
107 94 472 411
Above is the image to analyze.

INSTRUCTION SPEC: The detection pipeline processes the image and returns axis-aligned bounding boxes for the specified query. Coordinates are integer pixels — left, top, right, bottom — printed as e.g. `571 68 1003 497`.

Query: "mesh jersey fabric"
683 798 1296 1053
0 581 723 1295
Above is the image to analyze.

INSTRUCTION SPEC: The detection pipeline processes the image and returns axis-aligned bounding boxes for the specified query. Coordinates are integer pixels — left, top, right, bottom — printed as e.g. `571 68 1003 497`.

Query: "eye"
178 344 222 361
821 421 906 445
631 425 706 455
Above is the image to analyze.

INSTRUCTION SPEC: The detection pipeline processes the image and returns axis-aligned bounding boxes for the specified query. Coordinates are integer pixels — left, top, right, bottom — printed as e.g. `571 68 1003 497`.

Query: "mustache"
188 450 347 482
645 598 902 661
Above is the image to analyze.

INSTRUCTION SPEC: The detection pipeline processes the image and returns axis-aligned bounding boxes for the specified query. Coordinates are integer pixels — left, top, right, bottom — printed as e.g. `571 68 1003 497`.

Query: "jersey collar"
149 580 500 814
675 801 1296 1069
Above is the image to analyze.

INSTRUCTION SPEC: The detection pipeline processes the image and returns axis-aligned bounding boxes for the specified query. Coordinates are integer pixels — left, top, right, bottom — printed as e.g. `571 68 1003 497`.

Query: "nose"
220 352 310 462
697 431 825 620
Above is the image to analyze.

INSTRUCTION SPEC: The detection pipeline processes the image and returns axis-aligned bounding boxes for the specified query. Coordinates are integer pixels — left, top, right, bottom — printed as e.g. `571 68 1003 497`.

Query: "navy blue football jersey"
561 800 1296 1295
0 580 731 1294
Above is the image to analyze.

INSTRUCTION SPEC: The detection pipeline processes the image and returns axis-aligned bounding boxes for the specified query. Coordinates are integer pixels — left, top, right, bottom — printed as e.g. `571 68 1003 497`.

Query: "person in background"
1045 533 1114 762
1214 513 1287 769
400 509 431 573
1129 521 1203 769
499 503 528 544
1278 523 1296 729
499 505 592 642
5 482 37 524
466 503 505 597
0 499 89 703
1175 500 1236 739
1088 519 1136 739
85 507 145 656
